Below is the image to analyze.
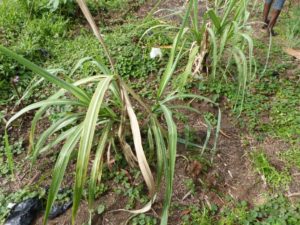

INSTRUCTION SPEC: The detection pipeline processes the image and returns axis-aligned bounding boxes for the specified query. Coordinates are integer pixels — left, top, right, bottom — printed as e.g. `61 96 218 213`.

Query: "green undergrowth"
180 195 300 225
0 135 25 177
201 37 300 144
281 5 300 48
0 187 45 224
280 146 300 169
50 21 170 80
0 0 170 104
250 150 291 189
240 43 298 140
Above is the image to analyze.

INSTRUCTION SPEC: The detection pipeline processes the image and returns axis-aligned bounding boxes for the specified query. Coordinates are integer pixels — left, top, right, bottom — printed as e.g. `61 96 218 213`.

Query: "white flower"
150 48 162 59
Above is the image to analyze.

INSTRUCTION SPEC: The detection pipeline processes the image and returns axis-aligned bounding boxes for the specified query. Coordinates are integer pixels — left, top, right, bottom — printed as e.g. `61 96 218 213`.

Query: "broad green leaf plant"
0 0 220 224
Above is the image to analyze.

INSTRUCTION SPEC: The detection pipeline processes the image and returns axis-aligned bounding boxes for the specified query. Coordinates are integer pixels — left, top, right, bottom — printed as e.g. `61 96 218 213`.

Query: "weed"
113 169 148 209
267 80 300 141
131 213 158 225
96 204 105 215
218 200 248 225
181 205 213 225
0 1 69 101
218 195 300 224
246 195 300 224
250 150 291 188
93 0 132 12
184 178 196 195
282 6 300 48
0 136 25 177
0 187 45 224
280 146 300 169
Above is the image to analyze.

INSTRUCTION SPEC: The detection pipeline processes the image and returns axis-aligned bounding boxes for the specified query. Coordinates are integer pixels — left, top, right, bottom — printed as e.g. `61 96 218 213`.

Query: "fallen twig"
287 192 300 198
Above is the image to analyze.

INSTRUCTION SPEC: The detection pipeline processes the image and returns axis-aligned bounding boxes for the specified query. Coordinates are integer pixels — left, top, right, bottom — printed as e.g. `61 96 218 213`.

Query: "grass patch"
282 5 300 48
220 195 300 225
250 150 291 188
267 80 300 142
281 146 300 169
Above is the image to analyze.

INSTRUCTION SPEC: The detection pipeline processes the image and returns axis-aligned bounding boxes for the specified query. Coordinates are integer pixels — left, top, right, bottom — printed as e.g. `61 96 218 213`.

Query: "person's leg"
263 0 273 28
268 0 286 36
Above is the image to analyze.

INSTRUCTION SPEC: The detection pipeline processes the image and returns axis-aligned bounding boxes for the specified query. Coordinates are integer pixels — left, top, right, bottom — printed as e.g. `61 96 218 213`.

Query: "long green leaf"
157 1 192 99
70 57 93 78
207 9 221 31
0 45 90 104
177 45 199 90
6 99 85 128
147 127 155 162
32 114 82 163
43 125 83 225
72 77 112 223
160 93 216 105
39 126 78 154
160 105 177 225
211 108 221 161
150 117 166 187
88 124 110 208
207 28 218 79
201 117 212 155
29 74 106 153
4 130 14 175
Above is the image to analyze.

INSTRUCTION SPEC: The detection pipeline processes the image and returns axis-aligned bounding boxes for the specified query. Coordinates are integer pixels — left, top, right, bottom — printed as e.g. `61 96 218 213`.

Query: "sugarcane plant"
0 0 220 224
144 0 255 114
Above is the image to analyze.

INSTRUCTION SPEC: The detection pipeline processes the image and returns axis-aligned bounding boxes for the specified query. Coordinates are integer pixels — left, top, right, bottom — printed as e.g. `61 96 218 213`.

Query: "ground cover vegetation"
0 0 299 224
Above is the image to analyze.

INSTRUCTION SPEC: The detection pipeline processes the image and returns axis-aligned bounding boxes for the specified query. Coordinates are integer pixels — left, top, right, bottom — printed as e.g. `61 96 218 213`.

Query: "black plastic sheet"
4 197 42 225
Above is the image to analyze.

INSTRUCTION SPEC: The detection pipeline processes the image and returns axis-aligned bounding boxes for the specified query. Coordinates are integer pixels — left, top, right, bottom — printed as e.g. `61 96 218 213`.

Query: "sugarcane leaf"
72 76 112 223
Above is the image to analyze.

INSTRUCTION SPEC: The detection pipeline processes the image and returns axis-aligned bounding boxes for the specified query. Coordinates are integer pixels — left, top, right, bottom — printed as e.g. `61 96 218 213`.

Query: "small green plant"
181 205 213 225
131 213 158 225
218 200 248 225
0 187 45 224
218 196 300 225
246 195 300 224
250 150 291 188
113 169 148 209
184 178 196 196
0 136 25 177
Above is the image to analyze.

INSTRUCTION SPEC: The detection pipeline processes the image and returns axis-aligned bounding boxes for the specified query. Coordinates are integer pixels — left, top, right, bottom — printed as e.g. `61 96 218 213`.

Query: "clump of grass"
280 146 300 169
283 6 300 48
250 150 291 188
